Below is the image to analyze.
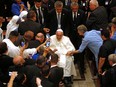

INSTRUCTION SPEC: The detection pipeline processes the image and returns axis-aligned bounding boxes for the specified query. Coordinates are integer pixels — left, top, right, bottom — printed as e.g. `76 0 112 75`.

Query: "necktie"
57 13 61 29
39 8 44 24
37 8 44 24
73 12 76 22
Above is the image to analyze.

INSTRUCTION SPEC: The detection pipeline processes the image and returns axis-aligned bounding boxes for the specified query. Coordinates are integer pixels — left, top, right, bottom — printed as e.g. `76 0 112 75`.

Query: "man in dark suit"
30 0 48 28
102 54 116 87
86 0 108 30
41 64 54 87
31 64 54 87
18 10 42 37
46 1 70 36
49 53 63 87
69 2 86 78
42 0 55 12
69 2 85 45
22 55 46 87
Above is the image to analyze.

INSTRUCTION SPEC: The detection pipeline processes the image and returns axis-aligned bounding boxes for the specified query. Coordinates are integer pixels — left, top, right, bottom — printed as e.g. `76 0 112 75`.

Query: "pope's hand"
66 51 73 56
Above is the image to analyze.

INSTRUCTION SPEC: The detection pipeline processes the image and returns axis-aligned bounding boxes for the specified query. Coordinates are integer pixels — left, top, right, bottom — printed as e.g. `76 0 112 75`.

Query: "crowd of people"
0 0 116 87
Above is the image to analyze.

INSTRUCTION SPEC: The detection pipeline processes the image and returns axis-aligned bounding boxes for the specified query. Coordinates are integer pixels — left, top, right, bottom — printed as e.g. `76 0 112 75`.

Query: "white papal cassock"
50 35 77 77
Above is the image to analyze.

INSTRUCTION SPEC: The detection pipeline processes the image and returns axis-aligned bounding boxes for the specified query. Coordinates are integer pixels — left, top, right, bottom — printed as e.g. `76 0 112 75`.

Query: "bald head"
13 56 25 66
56 29 63 41
35 32 45 43
24 30 34 41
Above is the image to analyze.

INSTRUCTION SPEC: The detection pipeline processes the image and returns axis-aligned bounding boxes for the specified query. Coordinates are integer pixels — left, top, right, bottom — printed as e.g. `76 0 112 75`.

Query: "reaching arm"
98 57 106 74
7 72 17 87
36 77 42 87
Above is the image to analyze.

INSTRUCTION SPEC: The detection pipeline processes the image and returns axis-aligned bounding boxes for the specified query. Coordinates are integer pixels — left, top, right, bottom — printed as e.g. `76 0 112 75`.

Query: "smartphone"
9 72 12 76
46 33 50 39
46 41 50 47
21 41 25 47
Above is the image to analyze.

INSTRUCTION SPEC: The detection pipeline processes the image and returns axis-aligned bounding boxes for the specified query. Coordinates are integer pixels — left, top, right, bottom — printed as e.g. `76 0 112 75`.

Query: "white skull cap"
56 29 63 32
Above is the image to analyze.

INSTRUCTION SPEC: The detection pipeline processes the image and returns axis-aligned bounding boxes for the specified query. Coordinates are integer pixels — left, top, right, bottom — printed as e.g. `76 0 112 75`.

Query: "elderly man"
49 29 77 85
69 2 86 76
46 1 70 36
30 0 48 27
102 54 116 87
86 0 108 30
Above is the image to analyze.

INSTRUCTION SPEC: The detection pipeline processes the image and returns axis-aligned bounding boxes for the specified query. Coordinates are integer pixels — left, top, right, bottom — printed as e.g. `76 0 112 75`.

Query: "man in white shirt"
49 29 77 84
3 31 20 57
3 31 37 58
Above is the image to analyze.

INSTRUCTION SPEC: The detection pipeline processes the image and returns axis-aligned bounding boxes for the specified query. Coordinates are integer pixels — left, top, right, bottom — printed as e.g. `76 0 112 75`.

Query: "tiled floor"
72 61 96 87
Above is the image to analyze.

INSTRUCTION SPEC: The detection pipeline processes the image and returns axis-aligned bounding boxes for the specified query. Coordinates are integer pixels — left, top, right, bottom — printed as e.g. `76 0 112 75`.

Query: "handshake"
66 50 78 56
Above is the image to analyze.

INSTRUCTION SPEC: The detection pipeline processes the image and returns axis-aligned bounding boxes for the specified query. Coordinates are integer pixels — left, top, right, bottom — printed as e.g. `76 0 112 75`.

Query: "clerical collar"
112 63 116 67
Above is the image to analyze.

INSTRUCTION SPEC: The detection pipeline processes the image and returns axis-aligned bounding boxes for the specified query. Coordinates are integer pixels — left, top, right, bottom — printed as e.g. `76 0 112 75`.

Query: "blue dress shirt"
78 30 103 67
111 32 116 40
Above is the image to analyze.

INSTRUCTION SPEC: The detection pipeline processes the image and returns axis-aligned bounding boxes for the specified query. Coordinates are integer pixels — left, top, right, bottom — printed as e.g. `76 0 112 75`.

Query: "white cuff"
38 85 42 87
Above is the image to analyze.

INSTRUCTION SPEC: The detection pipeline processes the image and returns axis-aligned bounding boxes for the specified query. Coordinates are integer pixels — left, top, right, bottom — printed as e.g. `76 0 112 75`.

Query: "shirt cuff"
38 85 42 87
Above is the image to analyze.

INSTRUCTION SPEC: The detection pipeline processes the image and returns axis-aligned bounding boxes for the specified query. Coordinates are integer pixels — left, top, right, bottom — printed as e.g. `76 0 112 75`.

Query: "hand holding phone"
46 33 50 47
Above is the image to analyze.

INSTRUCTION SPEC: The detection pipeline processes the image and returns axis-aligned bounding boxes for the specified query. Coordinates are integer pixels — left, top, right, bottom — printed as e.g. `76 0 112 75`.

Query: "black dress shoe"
80 74 85 79
64 77 69 84
64 77 73 84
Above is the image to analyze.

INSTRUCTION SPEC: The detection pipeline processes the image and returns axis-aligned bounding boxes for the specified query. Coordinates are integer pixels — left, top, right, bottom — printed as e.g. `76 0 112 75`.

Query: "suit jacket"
49 66 63 87
30 6 48 27
18 19 42 36
22 65 42 87
42 0 55 12
31 76 54 87
46 8 70 36
0 54 14 83
102 65 116 87
69 9 85 48
86 6 108 30
41 77 54 87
